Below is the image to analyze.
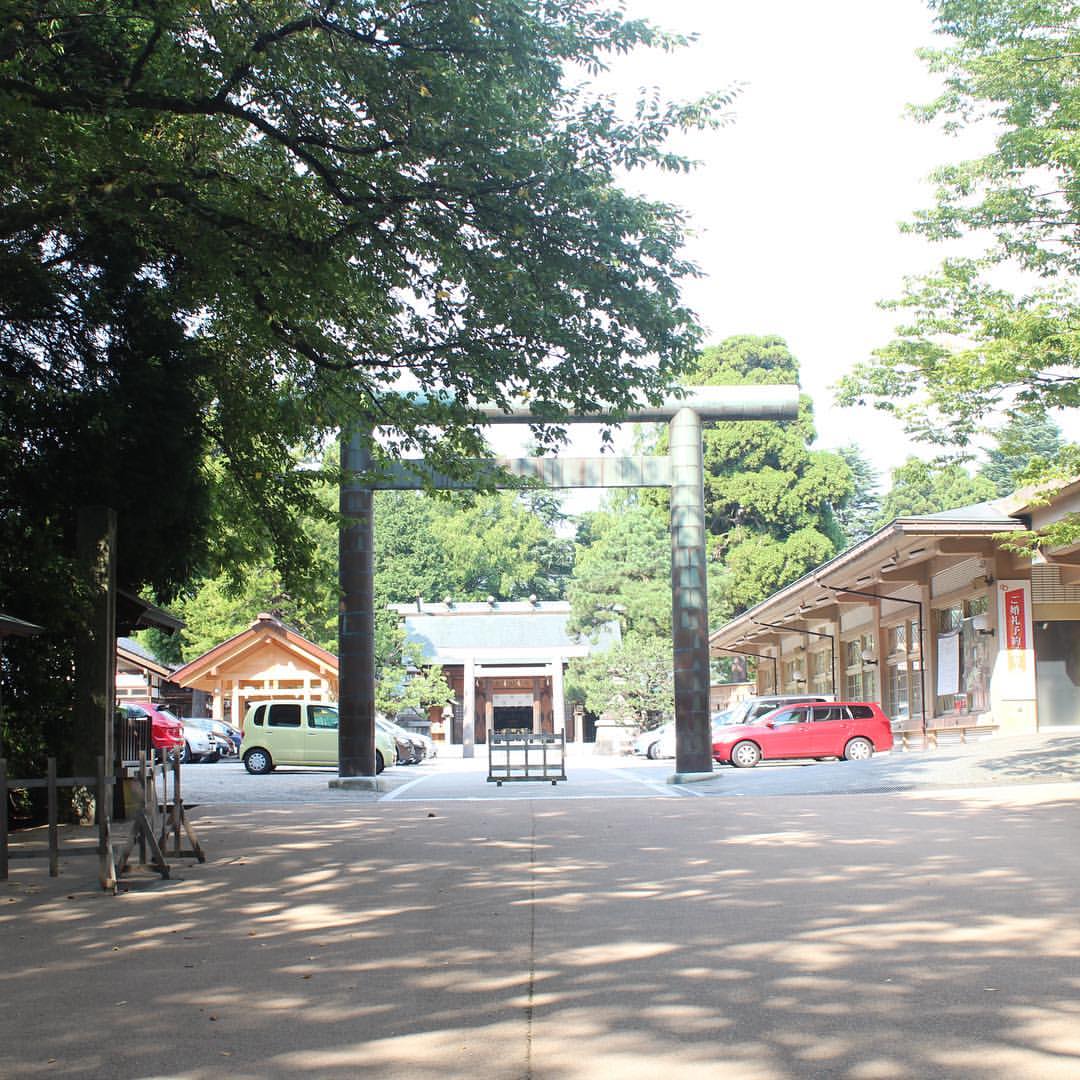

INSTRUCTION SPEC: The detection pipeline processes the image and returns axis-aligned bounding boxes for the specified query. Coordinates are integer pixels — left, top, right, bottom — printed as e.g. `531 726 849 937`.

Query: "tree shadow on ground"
2 788 1079 1079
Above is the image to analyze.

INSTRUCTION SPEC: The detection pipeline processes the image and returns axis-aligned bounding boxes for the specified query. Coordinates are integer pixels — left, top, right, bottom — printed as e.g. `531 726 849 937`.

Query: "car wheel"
243 748 273 775
843 737 874 762
375 750 385 774
179 742 192 765
646 741 662 760
731 741 761 768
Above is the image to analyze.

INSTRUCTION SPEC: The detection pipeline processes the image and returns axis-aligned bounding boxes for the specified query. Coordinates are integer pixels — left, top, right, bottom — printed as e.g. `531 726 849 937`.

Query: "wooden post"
47 757 59 877
97 756 116 892
75 507 117 782
171 753 181 856
0 758 8 881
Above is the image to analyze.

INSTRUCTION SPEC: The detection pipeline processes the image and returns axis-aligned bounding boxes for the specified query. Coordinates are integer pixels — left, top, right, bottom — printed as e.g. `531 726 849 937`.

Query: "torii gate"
335 385 798 784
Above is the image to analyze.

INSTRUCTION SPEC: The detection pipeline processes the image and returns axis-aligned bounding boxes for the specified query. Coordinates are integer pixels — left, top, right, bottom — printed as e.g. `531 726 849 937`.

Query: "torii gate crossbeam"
336 386 798 784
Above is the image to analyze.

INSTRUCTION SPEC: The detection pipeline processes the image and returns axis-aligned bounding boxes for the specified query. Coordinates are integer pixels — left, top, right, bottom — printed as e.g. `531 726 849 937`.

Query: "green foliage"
833 444 884 546
691 336 853 619
981 412 1066 496
1 0 727 760
375 662 453 720
837 1 1080 465
566 633 673 726
875 457 997 526
567 494 672 639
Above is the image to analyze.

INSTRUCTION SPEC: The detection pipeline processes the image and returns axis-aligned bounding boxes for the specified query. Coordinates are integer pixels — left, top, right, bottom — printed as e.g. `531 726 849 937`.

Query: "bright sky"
494 0 970 486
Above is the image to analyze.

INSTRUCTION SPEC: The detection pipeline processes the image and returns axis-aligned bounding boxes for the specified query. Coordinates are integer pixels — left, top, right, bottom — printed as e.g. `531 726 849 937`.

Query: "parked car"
121 702 184 754
632 711 734 760
240 701 396 775
411 729 437 760
180 721 218 764
184 716 241 757
377 717 426 765
724 694 834 729
631 721 673 759
711 701 894 768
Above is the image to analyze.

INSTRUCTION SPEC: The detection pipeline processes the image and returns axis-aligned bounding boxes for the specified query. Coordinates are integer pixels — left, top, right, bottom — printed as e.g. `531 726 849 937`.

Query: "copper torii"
335 385 799 785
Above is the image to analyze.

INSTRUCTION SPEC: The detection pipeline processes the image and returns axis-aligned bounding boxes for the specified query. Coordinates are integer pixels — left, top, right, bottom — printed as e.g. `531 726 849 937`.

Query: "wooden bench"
894 724 1000 751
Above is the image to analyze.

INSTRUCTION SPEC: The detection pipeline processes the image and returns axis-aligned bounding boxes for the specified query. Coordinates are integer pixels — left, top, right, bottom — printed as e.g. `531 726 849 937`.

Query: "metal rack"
487 731 567 786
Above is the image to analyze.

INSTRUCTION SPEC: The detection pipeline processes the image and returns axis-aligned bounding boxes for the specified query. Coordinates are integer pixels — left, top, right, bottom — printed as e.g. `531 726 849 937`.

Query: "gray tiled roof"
918 501 1014 522
402 610 619 661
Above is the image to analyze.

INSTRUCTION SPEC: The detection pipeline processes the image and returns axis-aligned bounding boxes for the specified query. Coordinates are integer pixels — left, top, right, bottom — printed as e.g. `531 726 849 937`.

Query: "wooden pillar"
74 507 116 780
552 657 566 736
463 657 476 758
921 583 935 727
338 427 377 776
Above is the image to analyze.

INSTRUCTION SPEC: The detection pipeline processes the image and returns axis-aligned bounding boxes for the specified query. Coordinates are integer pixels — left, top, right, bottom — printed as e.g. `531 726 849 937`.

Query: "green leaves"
839 0 1080 463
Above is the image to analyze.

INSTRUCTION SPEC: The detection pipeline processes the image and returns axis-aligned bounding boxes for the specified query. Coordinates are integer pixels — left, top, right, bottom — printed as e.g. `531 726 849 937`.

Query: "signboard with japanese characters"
995 579 1036 700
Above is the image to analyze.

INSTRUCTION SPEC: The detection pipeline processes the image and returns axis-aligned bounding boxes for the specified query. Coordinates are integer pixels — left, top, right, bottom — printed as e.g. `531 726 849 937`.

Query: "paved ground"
2 732 1079 1079
173 730 1080 806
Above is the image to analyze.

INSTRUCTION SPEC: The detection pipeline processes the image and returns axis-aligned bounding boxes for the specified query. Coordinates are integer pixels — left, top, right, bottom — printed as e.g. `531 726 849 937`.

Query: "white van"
240 701 395 775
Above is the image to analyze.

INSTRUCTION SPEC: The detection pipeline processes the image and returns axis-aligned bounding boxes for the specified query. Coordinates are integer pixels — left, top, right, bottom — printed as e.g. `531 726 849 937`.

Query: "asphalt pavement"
2 731 1079 1079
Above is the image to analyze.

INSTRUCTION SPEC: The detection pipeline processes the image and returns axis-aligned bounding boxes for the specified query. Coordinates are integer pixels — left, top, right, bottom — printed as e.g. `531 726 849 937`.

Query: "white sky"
492 0 980 485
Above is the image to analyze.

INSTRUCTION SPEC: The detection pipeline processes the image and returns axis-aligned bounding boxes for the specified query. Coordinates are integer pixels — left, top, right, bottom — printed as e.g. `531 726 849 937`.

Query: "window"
250 704 265 727
813 706 847 722
309 706 338 730
936 596 991 715
849 705 874 719
767 708 807 726
887 624 907 655
267 704 302 728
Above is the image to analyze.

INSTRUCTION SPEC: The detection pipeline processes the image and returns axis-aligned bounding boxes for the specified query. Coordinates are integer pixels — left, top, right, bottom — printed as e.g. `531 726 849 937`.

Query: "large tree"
980 412 1066 496
689 336 852 620
1 1 729 772
837 0 1080 527
833 444 884 547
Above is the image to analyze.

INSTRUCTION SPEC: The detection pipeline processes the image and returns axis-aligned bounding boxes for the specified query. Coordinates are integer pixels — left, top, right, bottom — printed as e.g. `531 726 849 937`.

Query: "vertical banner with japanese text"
995 579 1036 700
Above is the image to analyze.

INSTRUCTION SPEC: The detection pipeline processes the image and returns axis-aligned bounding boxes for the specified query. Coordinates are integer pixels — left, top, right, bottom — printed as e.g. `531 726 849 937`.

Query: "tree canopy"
690 336 852 619
980 412 1066 496
1 0 727 593
1 0 730 773
567 494 671 640
875 457 996 526
833 444 884 547
837 0 1080 467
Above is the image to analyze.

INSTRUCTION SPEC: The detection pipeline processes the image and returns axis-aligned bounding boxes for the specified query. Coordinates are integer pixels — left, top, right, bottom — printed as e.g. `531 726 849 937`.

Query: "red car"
121 702 184 753
712 701 893 768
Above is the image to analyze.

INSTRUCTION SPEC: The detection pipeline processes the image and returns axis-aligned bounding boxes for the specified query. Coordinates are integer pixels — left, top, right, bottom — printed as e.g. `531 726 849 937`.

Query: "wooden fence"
1 751 204 893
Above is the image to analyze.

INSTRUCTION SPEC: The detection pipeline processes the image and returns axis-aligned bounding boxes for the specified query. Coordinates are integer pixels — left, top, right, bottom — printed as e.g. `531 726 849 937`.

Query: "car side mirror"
764 721 775 729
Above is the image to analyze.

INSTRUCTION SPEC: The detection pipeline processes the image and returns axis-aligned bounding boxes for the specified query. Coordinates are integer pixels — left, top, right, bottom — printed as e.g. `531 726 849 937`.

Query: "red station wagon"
711 702 894 768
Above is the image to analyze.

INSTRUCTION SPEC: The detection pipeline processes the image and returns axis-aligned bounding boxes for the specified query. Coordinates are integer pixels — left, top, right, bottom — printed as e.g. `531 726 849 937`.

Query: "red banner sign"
1004 587 1027 650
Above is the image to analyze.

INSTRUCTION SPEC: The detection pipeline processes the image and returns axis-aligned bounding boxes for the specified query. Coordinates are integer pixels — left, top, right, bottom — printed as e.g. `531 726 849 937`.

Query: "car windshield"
710 711 734 729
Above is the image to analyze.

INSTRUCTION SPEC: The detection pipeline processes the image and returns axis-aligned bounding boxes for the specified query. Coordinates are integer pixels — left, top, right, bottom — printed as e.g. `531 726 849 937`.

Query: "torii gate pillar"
669 407 713 779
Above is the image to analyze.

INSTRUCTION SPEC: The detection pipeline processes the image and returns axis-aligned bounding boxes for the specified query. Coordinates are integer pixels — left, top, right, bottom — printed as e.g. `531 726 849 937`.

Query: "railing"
892 722 1000 751
115 712 152 765
1 750 205 892
0 757 116 890
487 731 567 786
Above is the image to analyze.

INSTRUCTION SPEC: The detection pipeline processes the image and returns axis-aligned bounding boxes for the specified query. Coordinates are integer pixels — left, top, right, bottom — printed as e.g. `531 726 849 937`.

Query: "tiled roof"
402 607 619 661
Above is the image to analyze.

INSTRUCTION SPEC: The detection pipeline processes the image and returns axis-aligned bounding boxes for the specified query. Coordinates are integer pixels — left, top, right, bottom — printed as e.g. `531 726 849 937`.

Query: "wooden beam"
936 537 996 556
879 564 930 585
